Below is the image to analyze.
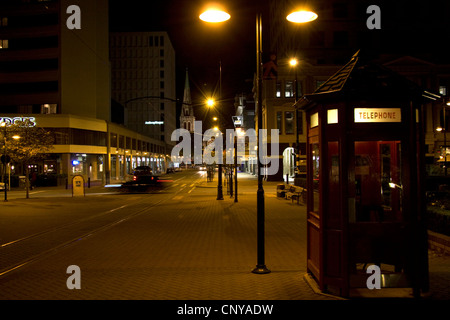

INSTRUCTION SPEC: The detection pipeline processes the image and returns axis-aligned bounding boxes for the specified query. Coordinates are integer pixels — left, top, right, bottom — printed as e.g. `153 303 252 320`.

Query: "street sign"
232 116 243 128
1 155 11 164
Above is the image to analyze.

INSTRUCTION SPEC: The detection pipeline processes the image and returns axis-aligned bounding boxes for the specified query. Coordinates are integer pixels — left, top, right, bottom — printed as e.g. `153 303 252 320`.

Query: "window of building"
160 60 164 68
155 36 159 46
0 39 8 49
285 81 294 98
160 81 164 89
149 36 153 46
41 104 57 114
276 111 282 133
439 86 447 96
160 70 164 78
316 80 325 89
160 49 164 57
285 111 294 134
276 81 281 98
110 133 118 148
0 17 8 27
160 36 164 46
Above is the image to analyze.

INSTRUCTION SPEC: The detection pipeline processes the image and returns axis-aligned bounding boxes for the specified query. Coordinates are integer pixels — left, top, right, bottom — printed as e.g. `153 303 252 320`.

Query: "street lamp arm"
123 96 182 106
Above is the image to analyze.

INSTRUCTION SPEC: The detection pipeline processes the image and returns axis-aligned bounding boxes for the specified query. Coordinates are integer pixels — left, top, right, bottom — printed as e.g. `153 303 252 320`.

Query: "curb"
428 230 450 255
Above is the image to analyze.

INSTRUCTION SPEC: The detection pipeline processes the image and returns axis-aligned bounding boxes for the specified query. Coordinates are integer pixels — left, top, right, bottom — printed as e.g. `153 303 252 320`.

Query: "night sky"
109 0 264 129
109 0 450 127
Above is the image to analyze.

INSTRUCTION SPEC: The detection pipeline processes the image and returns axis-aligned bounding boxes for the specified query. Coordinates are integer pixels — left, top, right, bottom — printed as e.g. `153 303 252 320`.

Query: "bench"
285 185 305 204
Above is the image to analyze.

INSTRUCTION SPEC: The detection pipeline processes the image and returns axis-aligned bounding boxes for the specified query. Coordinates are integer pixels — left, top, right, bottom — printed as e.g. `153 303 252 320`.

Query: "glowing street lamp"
199 9 230 23
286 10 318 23
289 58 298 67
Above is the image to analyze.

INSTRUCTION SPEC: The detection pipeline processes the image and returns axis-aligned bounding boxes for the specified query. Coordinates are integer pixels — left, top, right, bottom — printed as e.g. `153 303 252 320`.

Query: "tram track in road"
0 171 204 279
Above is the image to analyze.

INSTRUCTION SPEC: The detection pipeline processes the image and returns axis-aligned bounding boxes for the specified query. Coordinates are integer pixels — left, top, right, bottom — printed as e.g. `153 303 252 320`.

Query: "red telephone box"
296 52 431 298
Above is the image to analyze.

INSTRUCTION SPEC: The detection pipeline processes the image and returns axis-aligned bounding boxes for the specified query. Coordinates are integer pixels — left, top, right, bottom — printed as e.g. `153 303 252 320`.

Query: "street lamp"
290 58 300 180
200 4 318 275
286 10 318 23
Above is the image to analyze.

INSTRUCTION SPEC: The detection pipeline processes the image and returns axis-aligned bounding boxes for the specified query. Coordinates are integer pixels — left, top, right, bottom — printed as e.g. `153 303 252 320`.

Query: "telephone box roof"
296 50 441 110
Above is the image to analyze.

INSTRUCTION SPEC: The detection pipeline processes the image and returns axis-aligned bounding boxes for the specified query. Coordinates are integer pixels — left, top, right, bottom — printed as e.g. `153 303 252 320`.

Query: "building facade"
262 0 450 182
0 0 169 186
0 0 110 121
110 31 176 148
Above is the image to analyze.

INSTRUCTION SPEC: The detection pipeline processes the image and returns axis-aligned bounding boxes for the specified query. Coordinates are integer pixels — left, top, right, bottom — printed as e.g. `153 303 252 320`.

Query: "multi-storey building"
0 0 168 186
110 31 176 148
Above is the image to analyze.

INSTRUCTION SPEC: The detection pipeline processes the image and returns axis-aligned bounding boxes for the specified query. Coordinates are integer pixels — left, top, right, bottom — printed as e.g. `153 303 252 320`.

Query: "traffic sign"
232 116 243 128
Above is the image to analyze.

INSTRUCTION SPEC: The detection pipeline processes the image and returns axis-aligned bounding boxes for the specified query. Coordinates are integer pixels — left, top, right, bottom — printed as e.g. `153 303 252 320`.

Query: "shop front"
1 114 169 187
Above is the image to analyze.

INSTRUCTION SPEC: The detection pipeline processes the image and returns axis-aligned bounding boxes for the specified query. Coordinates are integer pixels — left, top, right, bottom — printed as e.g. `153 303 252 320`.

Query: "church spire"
183 68 192 106
180 68 195 132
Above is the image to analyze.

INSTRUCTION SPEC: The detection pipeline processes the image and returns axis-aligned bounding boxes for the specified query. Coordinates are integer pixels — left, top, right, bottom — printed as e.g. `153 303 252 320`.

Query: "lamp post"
217 61 224 200
290 58 300 180
200 4 317 275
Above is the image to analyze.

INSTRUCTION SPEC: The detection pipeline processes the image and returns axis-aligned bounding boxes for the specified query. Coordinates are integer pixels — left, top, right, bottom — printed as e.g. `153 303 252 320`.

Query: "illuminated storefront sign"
0 116 37 126
145 121 164 125
354 108 401 123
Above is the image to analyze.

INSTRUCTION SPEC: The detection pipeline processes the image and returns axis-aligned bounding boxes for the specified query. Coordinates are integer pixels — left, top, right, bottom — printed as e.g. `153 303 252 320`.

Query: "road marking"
188 187 195 194
172 195 183 201
29 191 45 195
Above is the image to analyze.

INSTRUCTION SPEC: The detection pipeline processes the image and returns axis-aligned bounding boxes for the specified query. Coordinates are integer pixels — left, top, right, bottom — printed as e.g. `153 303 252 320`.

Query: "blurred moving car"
121 166 160 191
0 182 5 191
133 166 152 176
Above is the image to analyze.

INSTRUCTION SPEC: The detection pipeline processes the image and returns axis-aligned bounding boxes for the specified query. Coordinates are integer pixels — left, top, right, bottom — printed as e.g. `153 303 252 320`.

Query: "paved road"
0 169 448 302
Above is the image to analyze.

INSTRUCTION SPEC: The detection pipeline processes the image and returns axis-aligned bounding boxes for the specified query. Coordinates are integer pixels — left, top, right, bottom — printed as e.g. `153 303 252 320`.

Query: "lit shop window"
41 104 57 114
285 81 294 98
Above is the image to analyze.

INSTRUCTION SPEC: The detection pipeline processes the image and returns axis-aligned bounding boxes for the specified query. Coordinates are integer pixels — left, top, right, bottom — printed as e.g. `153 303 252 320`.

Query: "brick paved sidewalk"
0 171 448 300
